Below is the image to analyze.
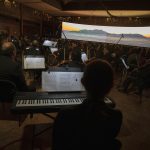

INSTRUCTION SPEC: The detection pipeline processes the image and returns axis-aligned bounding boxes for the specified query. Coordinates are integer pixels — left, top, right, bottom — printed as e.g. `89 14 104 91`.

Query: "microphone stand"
116 34 124 44
61 30 68 61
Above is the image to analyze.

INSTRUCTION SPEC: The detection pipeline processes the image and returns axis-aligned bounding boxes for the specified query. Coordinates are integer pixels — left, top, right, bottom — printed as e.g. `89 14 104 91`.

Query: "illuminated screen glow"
62 22 150 47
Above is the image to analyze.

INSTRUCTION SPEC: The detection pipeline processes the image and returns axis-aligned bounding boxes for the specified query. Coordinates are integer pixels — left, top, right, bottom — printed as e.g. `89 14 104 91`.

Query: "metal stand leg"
31 125 35 150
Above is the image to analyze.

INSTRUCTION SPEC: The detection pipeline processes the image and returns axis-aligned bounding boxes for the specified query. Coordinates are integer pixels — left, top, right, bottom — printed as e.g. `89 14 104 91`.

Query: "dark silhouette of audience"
52 59 122 150
0 42 33 92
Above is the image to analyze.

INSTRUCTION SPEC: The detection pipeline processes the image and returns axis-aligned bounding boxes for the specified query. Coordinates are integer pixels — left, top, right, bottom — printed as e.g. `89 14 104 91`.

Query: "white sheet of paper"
81 53 88 63
24 57 45 69
43 40 57 47
42 71 85 92
51 48 58 53
120 58 129 69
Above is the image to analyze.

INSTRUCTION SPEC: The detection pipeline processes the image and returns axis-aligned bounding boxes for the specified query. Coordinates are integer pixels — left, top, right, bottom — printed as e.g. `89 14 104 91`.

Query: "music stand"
23 55 45 70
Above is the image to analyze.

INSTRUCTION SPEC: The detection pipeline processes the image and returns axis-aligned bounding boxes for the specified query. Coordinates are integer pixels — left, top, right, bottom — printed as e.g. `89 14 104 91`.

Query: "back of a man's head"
70 49 81 62
32 40 39 47
81 59 114 98
0 42 16 57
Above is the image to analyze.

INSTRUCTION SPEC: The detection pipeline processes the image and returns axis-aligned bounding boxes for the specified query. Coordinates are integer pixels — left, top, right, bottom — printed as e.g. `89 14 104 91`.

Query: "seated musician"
0 41 33 91
58 46 84 69
24 40 41 56
120 55 150 93
52 59 122 150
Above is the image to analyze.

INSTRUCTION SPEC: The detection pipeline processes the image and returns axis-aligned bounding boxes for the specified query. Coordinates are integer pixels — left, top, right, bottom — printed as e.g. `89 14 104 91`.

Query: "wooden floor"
0 86 150 150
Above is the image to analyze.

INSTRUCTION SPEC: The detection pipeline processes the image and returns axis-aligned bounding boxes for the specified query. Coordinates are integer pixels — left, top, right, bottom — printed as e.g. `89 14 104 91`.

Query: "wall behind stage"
0 15 40 37
0 4 41 37
43 17 62 39
0 15 20 36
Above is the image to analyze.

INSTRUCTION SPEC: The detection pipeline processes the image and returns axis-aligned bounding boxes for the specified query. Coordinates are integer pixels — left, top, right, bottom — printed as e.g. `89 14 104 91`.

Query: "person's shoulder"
0 55 16 66
58 60 69 67
68 61 84 69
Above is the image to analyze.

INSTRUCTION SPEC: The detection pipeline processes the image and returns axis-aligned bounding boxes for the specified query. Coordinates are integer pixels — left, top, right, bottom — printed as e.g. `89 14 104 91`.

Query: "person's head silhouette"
81 59 114 100
0 42 16 60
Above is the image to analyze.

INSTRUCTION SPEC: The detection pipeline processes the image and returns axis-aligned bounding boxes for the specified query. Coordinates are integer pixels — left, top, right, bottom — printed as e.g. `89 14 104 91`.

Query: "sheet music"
42 72 85 92
24 57 45 69
120 58 129 69
81 53 88 63
43 40 57 47
51 48 58 53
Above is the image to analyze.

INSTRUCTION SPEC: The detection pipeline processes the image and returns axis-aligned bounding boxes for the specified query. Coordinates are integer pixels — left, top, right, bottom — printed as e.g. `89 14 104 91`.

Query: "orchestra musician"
0 41 34 91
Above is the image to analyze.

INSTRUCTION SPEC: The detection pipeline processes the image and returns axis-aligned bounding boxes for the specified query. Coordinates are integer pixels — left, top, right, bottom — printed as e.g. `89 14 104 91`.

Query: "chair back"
0 79 16 102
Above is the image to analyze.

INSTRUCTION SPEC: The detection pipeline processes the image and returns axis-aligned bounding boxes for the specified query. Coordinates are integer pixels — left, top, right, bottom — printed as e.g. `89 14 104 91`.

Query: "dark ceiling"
47 0 150 11
14 0 150 26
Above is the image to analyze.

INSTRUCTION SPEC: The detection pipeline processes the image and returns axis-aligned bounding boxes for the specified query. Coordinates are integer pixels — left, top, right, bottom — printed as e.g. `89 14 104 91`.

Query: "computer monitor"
23 55 45 69
42 68 85 92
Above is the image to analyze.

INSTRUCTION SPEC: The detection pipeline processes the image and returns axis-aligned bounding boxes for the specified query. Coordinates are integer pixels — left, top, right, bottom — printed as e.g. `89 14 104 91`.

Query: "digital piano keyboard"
11 92 115 114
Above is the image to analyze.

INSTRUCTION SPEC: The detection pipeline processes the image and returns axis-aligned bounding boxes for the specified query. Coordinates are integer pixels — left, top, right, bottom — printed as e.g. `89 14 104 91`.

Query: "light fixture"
4 0 11 8
2 0 17 8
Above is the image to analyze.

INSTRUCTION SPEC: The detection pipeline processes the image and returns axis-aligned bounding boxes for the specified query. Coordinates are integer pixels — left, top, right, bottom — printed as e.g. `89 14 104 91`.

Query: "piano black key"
63 99 67 103
22 100 25 104
51 99 54 103
17 100 21 105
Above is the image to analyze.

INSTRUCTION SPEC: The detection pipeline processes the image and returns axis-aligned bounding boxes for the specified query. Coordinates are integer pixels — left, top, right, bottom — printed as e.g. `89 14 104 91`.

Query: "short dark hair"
32 40 39 47
81 59 114 98
0 42 16 57
70 49 81 62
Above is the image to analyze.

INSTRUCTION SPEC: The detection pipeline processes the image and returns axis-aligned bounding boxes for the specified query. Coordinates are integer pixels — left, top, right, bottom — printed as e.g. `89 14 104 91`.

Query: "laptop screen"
42 71 85 92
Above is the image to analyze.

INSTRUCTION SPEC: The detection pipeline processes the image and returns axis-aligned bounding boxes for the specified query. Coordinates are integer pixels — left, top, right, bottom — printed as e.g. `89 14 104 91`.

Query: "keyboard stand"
29 113 56 150
42 113 56 120
27 110 56 149
31 122 53 150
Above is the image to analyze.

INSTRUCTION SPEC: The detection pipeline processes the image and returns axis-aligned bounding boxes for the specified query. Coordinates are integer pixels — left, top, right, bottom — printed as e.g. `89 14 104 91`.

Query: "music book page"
42 71 85 92
24 57 45 69
51 48 58 53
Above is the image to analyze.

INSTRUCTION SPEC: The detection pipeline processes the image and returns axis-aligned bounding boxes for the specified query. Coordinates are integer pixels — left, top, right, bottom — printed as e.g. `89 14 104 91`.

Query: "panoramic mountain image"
62 22 150 47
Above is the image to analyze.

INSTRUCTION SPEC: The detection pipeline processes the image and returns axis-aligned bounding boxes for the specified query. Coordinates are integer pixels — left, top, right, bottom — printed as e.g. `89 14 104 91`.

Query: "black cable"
61 29 68 60
100 1 116 18
116 34 124 45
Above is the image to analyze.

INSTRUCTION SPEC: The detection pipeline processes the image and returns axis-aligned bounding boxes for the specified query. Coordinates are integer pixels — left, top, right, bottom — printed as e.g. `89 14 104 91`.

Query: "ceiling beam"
42 0 62 10
62 1 150 11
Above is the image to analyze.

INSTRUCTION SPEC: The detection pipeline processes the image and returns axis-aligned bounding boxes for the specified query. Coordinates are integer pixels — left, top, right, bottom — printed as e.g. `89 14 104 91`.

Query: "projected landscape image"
62 22 150 47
